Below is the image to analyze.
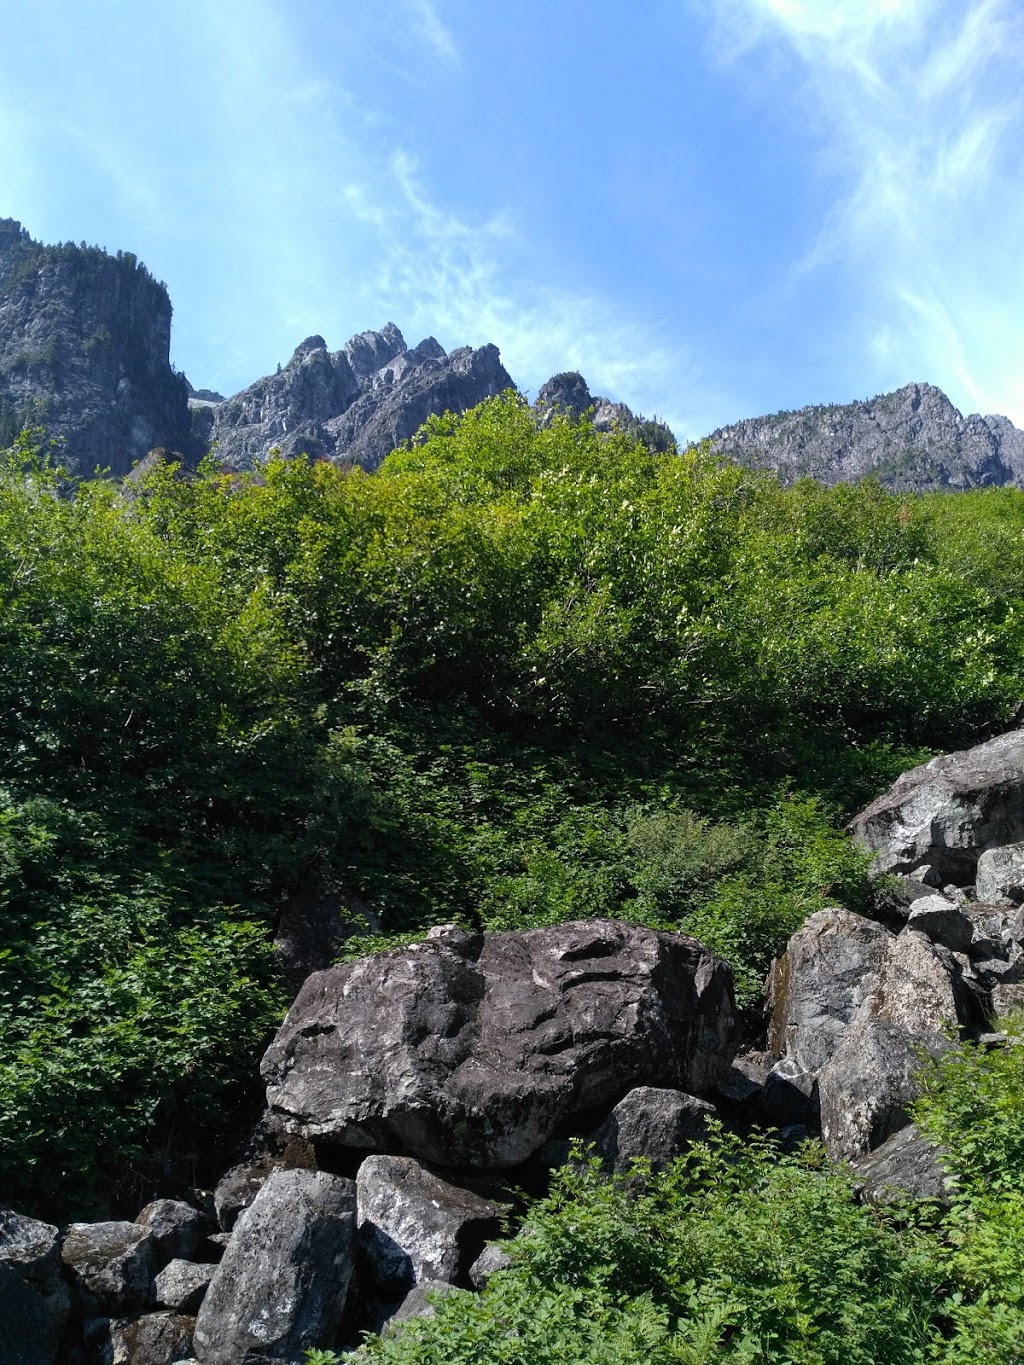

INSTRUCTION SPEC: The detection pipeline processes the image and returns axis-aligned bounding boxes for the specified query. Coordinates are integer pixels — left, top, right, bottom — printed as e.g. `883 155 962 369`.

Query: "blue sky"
2 0 1022 440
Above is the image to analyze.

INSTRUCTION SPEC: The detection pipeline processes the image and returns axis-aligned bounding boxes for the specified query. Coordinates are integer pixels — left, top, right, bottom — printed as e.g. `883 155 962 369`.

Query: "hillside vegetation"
3 394 1024 1229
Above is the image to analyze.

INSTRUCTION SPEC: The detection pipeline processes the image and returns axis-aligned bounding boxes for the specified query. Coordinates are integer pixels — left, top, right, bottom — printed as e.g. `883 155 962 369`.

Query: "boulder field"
5 729 1024 1362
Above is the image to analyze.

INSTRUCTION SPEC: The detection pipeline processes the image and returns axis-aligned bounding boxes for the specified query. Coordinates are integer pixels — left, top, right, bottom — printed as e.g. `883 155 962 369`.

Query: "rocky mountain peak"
288 334 329 364
208 325 514 470
0 222 194 473
709 382 1024 491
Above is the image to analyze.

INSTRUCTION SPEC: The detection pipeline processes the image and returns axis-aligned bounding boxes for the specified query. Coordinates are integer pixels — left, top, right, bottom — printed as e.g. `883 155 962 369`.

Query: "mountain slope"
708 382 1024 491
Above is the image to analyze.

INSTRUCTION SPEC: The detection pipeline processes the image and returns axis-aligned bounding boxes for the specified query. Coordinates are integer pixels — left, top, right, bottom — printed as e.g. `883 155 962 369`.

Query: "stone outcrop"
0 219 194 477
848 1123 953 1205
207 327 513 471
535 371 676 452
709 381 1024 491
61 1220 155 1316
356 1155 501 1293
848 727 1024 883
262 919 737 1169
193 1168 356 1365
588 1087 717 1174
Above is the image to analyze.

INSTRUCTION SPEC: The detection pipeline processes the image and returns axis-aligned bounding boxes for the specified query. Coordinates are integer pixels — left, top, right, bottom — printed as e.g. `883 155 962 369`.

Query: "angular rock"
589 1087 716 1174
61 1221 154 1314
0 1208 62 1294
976 841 1024 904
848 728 1024 882
0 1262 58 1364
192 1168 355 1365
818 1017 947 1161
154 1260 215 1314
382 1278 458 1337
761 1056 817 1128
991 982 1024 1015
357 1155 501 1293
135 1201 209 1266
262 919 737 1170
905 895 975 953
468 1243 511 1290
767 907 893 1074
870 928 978 1034
108 1311 195 1365
848 1123 954 1204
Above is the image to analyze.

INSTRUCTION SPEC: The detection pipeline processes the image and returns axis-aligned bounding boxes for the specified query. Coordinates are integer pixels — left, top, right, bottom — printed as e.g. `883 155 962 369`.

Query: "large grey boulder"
357 1155 501 1293
869 928 978 1034
192 1168 355 1364
382 1278 459 1338
905 895 975 953
589 1087 717 1174
818 1017 947 1161
135 1201 210 1266
107 1311 196 1364
61 1220 154 1315
767 908 893 1076
154 1260 216 1314
0 1262 58 1364
848 1123 954 1205
0 1209 61 1291
848 728 1024 882
262 919 737 1170
976 841 1024 904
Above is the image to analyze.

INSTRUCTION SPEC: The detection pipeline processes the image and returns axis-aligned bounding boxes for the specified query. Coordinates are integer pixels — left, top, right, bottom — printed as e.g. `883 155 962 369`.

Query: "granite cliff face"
0 220 193 477
709 382 1024 491
207 326 514 471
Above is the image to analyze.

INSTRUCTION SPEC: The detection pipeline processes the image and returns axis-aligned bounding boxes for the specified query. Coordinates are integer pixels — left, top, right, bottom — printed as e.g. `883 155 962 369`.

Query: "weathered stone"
871 929 978 1033
848 728 1024 882
849 1123 954 1204
768 908 893 1074
589 1087 716 1174
154 1260 215 1314
382 1278 459 1337
0 1208 62 1294
357 1155 501 1293
818 1017 947 1161
468 1243 511 1290
213 1161 274 1234
905 895 975 953
262 919 737 1170
135 1202 209 1266
108 1311 195 1365
61 1221 154 1314
976 841 1024 904
991 982 1024 1014
0 1262 58 1364
192 1168 355 1364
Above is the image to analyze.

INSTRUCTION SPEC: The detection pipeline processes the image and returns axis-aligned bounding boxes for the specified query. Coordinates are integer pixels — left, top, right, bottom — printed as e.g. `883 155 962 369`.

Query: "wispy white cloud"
717 0 1024 422
340 151 709 437
407 0 460 66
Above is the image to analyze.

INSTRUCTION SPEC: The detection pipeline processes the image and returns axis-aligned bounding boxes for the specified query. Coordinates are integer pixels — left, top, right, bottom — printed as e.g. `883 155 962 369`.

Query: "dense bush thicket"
3 399 1024 1221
